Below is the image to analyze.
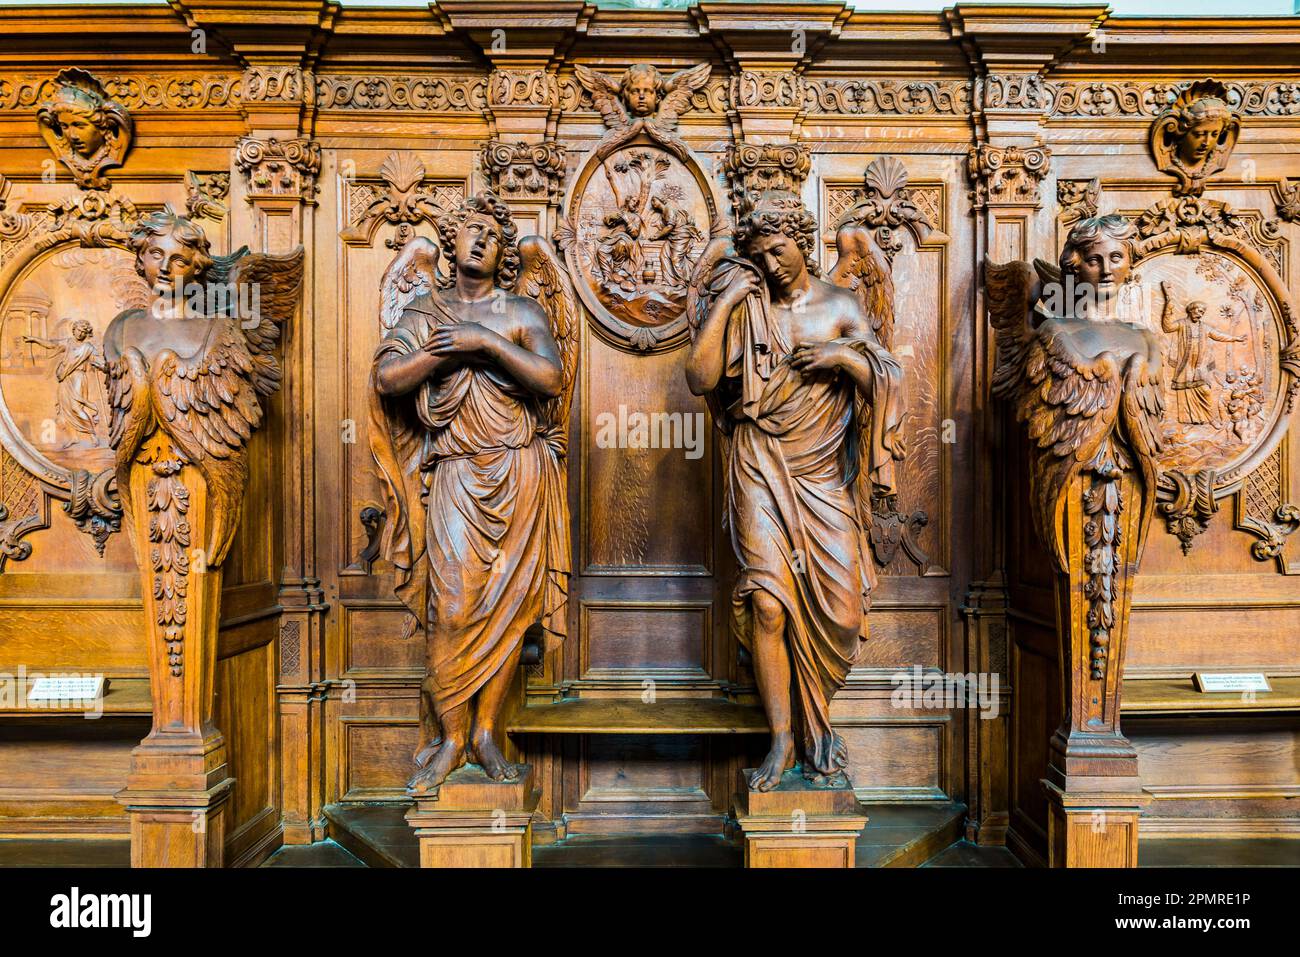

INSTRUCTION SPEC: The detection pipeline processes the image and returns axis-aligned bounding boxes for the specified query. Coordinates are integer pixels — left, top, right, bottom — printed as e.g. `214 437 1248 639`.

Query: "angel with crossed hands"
369 191 578 796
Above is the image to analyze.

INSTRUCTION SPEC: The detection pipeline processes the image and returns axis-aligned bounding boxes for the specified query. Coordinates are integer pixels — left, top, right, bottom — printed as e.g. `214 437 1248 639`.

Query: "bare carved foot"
471 727 521 782
749 733 795 792
413 736 442 770
407 737 465 794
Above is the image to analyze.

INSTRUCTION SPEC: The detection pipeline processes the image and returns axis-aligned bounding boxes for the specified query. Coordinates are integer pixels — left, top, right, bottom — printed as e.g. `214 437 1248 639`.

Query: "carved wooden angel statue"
369 191 578 795
103 208 302 773
685 189 905 792
985 214 1165 793
574 62 711 160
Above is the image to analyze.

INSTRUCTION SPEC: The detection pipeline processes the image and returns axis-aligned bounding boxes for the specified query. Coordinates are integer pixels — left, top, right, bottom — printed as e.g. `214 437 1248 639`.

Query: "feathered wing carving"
516 236 580 451
654 62 711 134
574 64 628 130
378 236 441 332
106 246 305 569
829 224 894 347
985 255 1166 568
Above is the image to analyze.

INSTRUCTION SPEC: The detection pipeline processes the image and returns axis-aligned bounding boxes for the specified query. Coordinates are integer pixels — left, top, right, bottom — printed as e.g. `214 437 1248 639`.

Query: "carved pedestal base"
404 763 539 868
732 769 868 868
116 777 233 868
1043 781 1150 868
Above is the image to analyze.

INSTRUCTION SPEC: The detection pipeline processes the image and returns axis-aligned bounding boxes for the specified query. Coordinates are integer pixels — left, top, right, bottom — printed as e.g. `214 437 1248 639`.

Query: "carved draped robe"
716 263 904 776
369 294 569 715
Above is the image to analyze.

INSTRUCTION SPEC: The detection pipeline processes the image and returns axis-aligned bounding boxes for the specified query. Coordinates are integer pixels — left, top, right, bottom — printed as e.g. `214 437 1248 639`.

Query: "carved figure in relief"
1159 281 1245 427
35 69 133 190
575 62 711 160
369 192 578 795
685 190 905 791
1149 80 1241 197
22 320 107 448
986 216 1166 679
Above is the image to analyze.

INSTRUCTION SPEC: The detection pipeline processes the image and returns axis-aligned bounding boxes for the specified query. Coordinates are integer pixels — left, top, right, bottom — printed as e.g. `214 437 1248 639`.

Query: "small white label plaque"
1193 672 1271 694
27 676 105 702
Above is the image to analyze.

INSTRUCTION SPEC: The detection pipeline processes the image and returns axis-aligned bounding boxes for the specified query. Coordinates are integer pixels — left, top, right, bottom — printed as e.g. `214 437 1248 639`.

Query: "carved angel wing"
378 236 441 333
575 64 629 130
104 344 151 551
984 257 1041 403
206 245 305 397
516 235 580 450
1119 351 1167 558
829 224 894 348
655 63 711 133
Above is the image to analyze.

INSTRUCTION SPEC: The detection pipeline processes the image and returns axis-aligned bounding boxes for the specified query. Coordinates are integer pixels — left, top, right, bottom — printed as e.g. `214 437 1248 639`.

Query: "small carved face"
747 232 808 292
1177 118 1226 167
455 212 503 279
56 109 106 158
1071 235 1131 303
1187 301 1206 322
624 76 659 117
72 320 94 341
139 231 204 298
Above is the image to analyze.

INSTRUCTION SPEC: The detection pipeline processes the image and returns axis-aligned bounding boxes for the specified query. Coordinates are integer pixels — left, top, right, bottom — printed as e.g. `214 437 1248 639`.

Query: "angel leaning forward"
369 192 578 794
103 208 302 679
685 189 906 792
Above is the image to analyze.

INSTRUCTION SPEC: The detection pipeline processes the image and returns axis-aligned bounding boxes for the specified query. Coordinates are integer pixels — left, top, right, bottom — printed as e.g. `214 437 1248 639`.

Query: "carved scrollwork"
967 142 1051 208
1273 178 1300 224
314 74 487 112
186 171 229 223
836 156 936 262
723 143 811 211
1045 79 1300 119
1236 450 1299 570
802 79 971 116
981 73 1045 112
480 141 566 205
35 69 133 191
1159 468 1219 555
235 137 321 204
1057 179 1100 226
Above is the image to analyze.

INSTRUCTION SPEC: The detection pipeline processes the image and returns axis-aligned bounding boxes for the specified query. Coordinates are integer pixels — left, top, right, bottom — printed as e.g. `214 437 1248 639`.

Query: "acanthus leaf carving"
235 137 321 205
723 142 811 211
967 142 1051 208
1057 179 1100 226
480 141 566 205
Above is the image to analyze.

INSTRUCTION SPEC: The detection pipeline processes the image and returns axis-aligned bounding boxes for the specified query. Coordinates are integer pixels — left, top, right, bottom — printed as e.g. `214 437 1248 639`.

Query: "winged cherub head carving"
620 64 664 118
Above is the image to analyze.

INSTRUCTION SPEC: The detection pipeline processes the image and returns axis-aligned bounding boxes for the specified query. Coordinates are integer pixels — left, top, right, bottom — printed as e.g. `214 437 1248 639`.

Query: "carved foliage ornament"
340 151 463 250
235 137 321 204
480 141 566 205
967 142 1051 208
36 69 133 191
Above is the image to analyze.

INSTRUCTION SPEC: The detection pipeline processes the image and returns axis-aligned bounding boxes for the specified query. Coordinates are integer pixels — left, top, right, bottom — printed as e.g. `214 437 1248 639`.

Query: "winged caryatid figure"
574 62 711 161
985 214 1165 688
369 192 578 796
685 189 905 792
103 208 302 740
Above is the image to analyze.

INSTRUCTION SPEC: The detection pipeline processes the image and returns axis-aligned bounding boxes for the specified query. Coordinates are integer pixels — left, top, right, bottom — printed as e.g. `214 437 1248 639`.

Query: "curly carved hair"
36 82 130 153
733 190 821 277
1176 95 1233 134
436 191 521 290
128 206 213 279
71 319 94 340
619 64 664 101
1059 214 1136 278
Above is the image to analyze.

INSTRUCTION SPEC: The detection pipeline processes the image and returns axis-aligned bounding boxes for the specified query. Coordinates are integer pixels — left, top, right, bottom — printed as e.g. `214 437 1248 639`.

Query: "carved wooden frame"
558 130 726 355
1129 198 1300 552
0 190 141 565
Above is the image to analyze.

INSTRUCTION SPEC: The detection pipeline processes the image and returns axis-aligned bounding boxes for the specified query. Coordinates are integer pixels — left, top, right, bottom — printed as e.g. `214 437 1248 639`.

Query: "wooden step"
508 696 768 735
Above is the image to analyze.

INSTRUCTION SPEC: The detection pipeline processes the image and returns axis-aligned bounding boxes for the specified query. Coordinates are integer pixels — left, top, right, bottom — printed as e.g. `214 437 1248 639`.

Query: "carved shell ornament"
1148 79 1241 198
35 69 133 191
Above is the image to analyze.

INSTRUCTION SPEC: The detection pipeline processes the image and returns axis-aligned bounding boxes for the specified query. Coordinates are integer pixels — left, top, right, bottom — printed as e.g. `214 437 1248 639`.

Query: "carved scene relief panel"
1124 251 1287 477
562 142 718 353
